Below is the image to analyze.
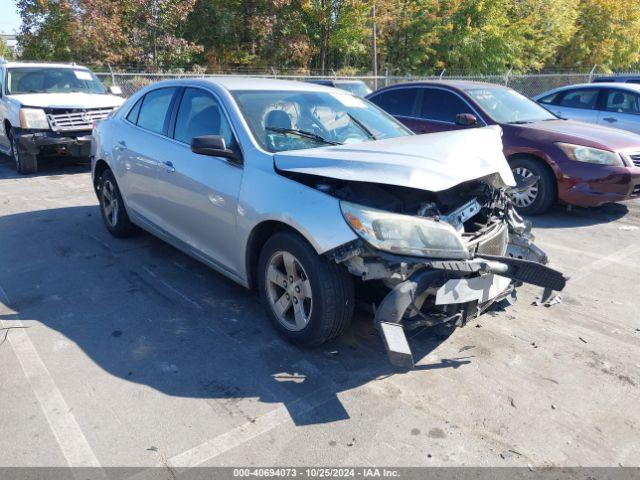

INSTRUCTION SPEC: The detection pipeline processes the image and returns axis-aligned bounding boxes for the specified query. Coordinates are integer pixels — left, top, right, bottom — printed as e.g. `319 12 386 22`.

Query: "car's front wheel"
97 169 136 238
258 231 354 346
510 157 556 215
9 130 38 175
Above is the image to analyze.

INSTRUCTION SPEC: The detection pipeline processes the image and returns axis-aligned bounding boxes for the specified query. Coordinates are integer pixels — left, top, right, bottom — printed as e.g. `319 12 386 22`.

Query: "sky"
0 0 20 34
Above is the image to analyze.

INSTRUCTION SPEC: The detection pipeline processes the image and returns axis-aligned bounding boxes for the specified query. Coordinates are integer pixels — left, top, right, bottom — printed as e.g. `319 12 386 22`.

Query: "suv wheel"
97 169 136 238
510 157 555 215
258 231 354 346
9 130 38 174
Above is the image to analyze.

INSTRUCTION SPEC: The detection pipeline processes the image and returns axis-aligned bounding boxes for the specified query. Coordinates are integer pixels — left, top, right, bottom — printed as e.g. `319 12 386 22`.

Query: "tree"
17 0 78 61
553 0 640 71
0 37 12 59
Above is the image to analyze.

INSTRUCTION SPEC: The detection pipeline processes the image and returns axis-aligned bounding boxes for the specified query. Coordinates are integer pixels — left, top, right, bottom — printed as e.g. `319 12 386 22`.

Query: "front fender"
236 167 358 279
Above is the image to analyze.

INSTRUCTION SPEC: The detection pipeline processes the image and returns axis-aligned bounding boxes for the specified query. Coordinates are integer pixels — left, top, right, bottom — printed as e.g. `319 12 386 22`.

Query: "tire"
510 156 556 215
257 231 354 347
97 168 136 238
8 129 38 174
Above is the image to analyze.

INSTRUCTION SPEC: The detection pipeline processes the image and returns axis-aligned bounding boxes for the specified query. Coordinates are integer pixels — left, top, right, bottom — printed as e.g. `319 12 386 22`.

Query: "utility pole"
372 2 378 90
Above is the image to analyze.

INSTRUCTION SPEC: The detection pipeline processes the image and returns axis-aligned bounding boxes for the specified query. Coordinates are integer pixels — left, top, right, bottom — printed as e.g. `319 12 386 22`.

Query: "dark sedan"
367 81 640 214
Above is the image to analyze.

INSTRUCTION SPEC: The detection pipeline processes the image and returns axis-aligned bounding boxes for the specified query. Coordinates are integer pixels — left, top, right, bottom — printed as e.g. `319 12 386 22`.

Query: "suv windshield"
466 87 557 124
7 67 106 95
232 90 411 152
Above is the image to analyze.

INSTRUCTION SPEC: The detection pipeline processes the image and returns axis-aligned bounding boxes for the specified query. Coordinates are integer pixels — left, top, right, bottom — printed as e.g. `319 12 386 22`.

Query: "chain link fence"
95 70 617 99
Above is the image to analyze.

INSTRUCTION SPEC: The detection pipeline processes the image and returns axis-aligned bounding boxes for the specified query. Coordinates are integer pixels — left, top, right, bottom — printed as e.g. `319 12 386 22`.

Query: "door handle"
603 117 617 123
163 160 175 173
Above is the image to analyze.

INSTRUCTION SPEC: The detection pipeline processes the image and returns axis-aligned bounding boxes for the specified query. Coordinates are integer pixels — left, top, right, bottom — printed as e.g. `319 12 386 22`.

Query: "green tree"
17 0 78 61
0 37 12 59
553 0 640 71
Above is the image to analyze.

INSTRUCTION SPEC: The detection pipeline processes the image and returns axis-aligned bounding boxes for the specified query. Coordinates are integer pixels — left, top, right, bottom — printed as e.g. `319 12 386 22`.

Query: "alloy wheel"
512 166 539 208
265 251 313 331
101 179 119 227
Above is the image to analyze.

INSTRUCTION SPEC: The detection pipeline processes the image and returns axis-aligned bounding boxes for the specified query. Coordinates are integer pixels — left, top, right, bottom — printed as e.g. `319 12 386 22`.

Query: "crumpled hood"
274 126 516 192
9 92 124 109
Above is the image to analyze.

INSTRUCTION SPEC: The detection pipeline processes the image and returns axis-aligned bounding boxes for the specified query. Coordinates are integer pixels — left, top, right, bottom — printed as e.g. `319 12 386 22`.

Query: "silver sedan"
534 82 640 135
92 78 566 367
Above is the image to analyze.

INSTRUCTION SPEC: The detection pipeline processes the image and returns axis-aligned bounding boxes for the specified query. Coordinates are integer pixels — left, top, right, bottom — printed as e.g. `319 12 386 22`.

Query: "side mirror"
109 85 123 96
191 135 239 161
455 113 478 127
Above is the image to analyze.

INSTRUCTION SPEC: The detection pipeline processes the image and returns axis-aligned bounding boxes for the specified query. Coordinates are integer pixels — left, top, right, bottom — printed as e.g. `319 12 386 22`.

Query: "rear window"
369 88 418 117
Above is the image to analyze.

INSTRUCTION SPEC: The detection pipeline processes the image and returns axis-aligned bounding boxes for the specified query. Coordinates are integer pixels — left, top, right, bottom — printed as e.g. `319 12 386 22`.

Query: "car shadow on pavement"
0 154 90 179
0 205 466 427
527 202 631 229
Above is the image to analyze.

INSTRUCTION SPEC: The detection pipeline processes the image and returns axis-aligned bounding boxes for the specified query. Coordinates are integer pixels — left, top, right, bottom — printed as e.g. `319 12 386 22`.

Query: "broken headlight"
340 201 469 259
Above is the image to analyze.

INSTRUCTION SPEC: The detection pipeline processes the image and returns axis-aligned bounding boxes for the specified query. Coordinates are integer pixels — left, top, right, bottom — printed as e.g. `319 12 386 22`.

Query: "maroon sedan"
367 81 640 214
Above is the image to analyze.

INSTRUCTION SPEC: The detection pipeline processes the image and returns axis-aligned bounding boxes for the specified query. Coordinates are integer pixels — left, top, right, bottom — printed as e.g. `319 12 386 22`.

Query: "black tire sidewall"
257 232 351 346
98 169 135 237
510 157 555 215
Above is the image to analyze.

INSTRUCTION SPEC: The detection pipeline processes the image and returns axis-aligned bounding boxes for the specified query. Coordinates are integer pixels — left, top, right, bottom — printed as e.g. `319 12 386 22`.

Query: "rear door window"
557 88 599 110
136 87 177 135
603 89 640 114
420 88 474 123
369 88 418 117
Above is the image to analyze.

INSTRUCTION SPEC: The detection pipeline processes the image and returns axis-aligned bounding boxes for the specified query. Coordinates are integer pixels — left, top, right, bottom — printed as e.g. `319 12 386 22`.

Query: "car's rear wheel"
8 129 38 174
97 169 136 238
258 231 354 346
510 157 555 215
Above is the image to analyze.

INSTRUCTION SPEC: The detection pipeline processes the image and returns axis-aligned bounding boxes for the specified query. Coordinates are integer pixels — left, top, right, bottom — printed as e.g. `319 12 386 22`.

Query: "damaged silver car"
91 78 566 368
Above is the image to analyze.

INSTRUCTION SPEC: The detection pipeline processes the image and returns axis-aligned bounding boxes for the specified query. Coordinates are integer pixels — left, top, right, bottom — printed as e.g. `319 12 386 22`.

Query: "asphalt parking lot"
0 155 639 469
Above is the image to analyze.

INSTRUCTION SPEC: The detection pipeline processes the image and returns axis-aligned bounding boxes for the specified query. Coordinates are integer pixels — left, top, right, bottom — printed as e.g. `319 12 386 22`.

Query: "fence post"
271 67 277 79
588 64 597 83
385 68 389 87
504 67 512 87
439 69 446 80
108 64 116 86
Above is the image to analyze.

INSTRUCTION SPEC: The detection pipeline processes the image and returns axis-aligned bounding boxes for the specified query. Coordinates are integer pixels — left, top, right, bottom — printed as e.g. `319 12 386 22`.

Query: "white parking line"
0 285 104 472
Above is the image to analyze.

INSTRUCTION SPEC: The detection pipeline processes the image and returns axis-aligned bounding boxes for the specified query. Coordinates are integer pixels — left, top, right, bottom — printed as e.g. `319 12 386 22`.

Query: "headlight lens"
340 201 469 259
19 108 50 130
557 142 623 166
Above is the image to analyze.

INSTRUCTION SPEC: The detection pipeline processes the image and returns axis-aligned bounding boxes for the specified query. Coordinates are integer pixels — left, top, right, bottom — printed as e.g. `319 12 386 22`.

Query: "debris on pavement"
579 337 588 344
532 294 562 307
551 404 557 410
499 449 522 460
509 397 517 408
347 437 356 447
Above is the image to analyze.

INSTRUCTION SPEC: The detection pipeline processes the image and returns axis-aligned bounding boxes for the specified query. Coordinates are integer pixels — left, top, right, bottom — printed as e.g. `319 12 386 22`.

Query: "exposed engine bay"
282 170 567 368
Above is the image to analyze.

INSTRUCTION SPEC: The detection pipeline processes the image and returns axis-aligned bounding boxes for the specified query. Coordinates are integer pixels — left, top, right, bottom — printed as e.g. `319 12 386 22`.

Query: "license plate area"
435 274 511 305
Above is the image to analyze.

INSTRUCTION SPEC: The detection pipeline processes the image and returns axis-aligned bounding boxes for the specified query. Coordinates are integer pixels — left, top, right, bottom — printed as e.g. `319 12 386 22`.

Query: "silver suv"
92 78 566 367
0 61 123 173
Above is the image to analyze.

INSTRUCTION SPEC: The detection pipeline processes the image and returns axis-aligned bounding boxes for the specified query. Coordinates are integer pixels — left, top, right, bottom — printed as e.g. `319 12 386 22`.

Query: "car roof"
153 77 342 93
533 82 640 99
3 61 90 70
594 75 640 82
375 79 510 92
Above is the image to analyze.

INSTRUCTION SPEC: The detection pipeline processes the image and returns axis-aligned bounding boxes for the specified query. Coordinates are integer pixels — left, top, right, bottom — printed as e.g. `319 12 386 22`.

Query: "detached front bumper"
15 129 93 158
374 254 567 368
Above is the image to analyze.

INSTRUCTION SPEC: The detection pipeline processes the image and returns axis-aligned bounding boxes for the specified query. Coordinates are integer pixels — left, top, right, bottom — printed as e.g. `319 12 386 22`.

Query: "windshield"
335 82 372 97
465 87 556 124
7 68 106 95
232 90 411 152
